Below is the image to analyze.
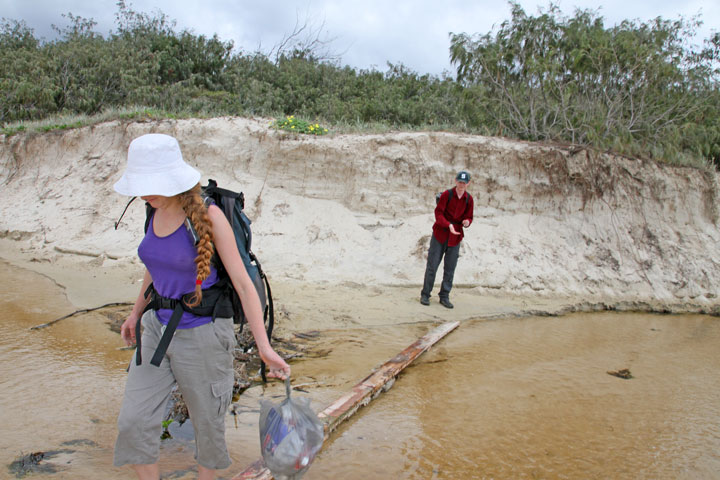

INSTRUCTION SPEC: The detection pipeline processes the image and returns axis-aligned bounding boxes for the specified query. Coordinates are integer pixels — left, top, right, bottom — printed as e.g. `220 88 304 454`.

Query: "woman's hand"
210 205 292 380
259 347 291 380
120 315 139 346
121 269 152 347
208 206 291 380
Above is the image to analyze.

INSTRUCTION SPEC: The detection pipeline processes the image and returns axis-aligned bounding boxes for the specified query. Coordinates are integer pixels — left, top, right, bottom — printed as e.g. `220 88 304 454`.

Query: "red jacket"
432 187 474 247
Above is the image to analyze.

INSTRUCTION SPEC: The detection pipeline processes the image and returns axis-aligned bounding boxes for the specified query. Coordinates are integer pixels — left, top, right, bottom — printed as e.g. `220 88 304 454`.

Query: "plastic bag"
259 377 325 479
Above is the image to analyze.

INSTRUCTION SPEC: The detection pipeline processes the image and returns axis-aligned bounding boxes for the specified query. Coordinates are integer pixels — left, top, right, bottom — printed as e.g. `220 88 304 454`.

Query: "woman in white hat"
112 133 290 480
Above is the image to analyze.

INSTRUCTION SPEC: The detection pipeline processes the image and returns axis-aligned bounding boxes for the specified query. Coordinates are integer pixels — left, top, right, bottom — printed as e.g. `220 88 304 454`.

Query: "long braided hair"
177 183 214 307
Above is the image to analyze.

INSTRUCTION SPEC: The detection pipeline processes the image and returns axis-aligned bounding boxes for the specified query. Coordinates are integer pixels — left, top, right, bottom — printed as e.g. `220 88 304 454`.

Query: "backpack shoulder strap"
449 188 469 208
144 203 155 234
144 202 199 245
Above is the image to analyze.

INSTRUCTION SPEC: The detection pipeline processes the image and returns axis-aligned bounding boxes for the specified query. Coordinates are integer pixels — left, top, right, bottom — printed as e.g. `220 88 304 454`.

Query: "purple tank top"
138 214 219 328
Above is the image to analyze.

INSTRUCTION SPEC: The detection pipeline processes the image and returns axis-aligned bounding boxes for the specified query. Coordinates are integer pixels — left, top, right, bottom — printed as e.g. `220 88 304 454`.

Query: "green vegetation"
1 1 718 168
272 115 329 135
1 125 25 136
450 4 720 167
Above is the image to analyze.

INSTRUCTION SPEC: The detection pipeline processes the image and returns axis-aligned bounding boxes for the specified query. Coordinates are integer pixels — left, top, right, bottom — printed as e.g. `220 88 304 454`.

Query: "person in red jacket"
421 171 474 308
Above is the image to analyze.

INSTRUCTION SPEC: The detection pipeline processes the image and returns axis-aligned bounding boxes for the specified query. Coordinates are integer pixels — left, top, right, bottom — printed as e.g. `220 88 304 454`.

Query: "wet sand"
2 258 720 479
0 237 671 335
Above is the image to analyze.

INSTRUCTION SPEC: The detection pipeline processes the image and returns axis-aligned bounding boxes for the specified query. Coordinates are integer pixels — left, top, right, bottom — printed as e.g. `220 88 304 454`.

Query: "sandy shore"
0 237 554 330
3 235 711 341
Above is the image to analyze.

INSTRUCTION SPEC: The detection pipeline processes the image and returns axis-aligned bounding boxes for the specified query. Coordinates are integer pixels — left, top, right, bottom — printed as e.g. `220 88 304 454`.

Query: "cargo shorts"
113 309 237 470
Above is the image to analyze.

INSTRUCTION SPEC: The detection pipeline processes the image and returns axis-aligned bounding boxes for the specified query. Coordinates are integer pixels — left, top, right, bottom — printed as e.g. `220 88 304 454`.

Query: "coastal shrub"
0 1 717 168
449 2 720 165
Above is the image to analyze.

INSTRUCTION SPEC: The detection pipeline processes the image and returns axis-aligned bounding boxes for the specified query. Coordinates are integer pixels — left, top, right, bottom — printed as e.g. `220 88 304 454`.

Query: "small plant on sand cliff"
271 115 328 136
1 125 26 137
39 121 86 133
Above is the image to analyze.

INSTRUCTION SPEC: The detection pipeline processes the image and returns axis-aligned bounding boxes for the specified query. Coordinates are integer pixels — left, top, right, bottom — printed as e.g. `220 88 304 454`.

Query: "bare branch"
268 9 343 64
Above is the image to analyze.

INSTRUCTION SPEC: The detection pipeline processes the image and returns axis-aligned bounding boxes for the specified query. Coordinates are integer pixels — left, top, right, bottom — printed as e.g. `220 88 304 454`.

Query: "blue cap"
456 171 470 183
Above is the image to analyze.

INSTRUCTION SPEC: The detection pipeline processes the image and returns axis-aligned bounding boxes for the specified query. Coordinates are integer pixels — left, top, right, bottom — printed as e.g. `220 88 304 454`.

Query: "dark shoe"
439 298 454 309
420 296 430 306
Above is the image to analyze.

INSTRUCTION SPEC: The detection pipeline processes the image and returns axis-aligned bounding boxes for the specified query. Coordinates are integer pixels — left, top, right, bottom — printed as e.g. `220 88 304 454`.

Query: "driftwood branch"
232 320 460 479
30 302 133 330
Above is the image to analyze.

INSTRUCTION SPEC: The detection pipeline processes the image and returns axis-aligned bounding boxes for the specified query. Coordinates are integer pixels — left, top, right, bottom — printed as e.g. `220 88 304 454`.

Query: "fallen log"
232 320 460 480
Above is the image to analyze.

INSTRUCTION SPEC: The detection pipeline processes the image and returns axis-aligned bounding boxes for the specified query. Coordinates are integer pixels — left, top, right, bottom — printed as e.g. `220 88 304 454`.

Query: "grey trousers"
114 310 236 470
421 235 460 300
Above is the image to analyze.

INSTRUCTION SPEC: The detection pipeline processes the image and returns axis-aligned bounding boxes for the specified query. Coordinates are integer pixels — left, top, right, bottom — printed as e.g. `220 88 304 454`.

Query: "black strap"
114 196 137 230
150 303 184 366
445 189 469 209
133 284 154 366
261 267 274 341
135 314 143 366
135 282 233 367
259 264 274 383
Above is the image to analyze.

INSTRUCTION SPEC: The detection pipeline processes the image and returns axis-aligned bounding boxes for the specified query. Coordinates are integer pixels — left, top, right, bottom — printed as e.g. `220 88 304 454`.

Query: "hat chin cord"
114 196 137 230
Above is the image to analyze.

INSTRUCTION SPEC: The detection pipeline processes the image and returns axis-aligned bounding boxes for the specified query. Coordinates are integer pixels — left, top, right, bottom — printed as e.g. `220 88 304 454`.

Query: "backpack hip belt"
134 280 233 367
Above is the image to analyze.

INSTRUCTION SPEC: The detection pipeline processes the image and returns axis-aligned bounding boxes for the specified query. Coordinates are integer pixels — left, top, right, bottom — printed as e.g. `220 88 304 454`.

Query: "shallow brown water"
2 260 719 479
290 314 720 480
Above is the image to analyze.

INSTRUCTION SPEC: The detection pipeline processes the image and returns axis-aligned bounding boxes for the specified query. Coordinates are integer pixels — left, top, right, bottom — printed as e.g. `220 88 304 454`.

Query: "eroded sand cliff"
1 117 719 327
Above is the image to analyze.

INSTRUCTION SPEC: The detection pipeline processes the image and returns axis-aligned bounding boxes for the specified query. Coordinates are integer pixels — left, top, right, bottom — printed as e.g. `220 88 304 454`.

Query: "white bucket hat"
113 134 201 197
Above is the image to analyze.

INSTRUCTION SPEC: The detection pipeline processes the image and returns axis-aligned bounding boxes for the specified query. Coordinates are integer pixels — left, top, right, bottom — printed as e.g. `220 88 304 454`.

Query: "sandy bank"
1 117 719 326
1 237 713 337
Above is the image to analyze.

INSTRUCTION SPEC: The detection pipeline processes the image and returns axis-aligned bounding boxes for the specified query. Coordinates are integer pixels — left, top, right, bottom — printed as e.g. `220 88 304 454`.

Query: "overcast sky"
2 0 718 76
